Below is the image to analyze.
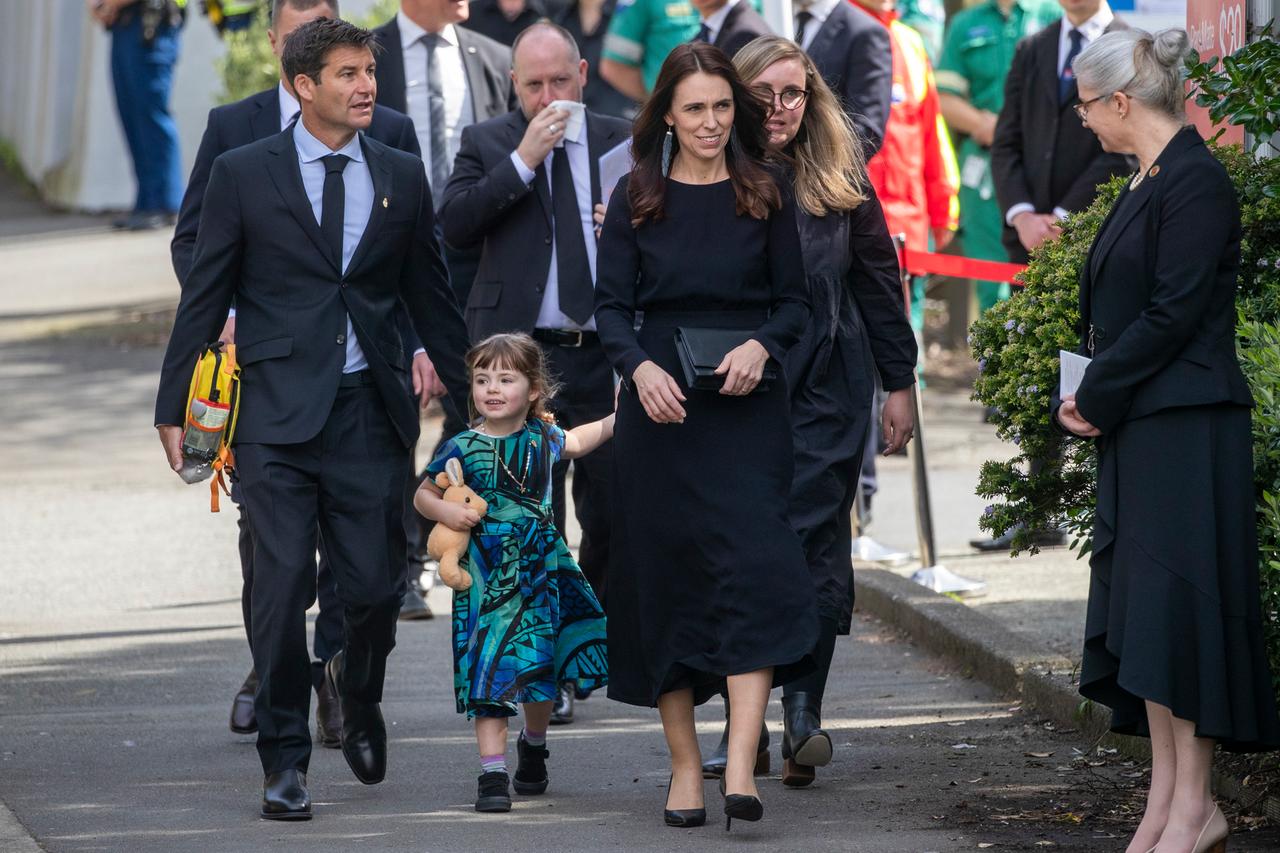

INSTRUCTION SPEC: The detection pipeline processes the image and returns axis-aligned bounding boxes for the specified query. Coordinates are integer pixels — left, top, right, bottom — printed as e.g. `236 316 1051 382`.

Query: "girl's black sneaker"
513 732 550 794
475 771 512 812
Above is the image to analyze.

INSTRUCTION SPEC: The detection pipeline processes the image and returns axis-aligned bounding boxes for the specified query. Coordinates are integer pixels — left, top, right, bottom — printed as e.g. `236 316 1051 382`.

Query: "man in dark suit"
796 0 891 155
171 0 441 748
372 0 514 611
440 21 628 725
991 0 1128 265
690 0 772 58
155 18 470 820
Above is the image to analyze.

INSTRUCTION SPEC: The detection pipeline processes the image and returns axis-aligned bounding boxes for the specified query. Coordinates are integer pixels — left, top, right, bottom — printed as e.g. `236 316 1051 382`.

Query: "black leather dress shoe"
398 584 433 621
314 674 342 749
549 681 574 725
230 669 258 735
261 769 311 820
326 652 387 784
780 692 832 787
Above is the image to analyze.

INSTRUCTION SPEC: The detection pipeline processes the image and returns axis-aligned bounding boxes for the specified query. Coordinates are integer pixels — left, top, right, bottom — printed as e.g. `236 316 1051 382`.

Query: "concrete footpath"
3 210 1279 848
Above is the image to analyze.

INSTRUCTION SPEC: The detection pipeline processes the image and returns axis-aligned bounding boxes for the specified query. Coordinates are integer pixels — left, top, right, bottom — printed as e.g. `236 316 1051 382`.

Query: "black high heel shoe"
663 774 706 828
719 775 763 831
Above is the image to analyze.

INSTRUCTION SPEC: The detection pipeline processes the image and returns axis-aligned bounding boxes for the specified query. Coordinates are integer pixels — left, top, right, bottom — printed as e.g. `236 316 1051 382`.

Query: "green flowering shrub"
216 0 400 104
969 146 1280 687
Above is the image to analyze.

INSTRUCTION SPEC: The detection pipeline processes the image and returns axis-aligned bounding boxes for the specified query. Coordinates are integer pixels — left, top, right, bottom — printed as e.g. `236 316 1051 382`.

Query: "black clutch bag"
674 327 777 393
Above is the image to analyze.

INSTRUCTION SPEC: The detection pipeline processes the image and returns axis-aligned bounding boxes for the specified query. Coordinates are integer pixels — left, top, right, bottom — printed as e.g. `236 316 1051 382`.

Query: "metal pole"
893 235 986 597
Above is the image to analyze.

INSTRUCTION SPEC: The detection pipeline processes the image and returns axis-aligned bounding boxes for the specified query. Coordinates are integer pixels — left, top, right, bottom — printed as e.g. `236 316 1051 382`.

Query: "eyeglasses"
1072 93 1110 121
752 85 808 113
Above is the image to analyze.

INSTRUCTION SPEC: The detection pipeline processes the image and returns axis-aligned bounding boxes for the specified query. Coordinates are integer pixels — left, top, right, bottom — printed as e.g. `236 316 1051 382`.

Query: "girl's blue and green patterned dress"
427 420 608 718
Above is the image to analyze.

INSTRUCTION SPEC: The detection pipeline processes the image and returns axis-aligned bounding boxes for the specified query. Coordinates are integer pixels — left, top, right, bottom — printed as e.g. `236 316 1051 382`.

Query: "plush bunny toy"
426 457 488 591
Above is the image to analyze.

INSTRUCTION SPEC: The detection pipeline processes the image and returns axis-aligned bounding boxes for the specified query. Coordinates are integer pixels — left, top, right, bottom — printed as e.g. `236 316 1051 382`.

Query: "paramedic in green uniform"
599 0 700 100
935 0 1058 312
897 0 946 62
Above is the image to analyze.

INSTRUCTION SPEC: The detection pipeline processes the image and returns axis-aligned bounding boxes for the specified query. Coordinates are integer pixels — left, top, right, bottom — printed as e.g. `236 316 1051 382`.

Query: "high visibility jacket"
862 7 959 253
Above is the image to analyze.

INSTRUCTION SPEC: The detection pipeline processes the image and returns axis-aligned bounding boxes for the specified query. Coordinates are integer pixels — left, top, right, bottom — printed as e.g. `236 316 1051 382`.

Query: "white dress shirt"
294 119 374 373
398 12 475 194
795 0 840 51
701 0 742 45
1005 3 1114 225
509 117 598 332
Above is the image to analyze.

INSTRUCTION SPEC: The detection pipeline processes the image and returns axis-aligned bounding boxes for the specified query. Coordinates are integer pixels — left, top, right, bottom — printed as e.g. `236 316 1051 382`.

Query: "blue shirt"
293 119 374 374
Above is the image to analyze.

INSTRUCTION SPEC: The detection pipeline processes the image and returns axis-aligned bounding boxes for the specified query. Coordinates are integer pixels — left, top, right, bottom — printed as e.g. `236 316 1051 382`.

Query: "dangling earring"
661 126 674 178
727 125 736 152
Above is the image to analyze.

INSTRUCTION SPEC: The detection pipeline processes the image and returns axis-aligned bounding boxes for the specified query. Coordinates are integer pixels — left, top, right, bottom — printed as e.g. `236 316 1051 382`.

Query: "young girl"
414 333 613 814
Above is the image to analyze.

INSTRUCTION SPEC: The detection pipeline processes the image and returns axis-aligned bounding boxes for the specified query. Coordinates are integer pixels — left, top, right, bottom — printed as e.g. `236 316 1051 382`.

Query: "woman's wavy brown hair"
628 41 780 225
465 333 560 426
732 36 868 217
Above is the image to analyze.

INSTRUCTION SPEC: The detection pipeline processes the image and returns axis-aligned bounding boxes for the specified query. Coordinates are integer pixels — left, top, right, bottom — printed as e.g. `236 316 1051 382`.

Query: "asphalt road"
4 329 1279 852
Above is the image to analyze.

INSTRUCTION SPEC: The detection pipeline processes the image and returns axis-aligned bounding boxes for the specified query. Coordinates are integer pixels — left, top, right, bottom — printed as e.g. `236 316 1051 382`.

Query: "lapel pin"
382 197 389 208
1149 165 1160 178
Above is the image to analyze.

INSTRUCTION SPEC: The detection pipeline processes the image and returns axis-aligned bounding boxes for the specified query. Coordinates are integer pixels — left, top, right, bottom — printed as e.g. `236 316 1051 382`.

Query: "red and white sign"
1186 0 1247 144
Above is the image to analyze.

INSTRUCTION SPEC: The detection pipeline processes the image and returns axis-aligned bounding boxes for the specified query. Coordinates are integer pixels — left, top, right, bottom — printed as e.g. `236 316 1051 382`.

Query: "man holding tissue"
439 20 628 724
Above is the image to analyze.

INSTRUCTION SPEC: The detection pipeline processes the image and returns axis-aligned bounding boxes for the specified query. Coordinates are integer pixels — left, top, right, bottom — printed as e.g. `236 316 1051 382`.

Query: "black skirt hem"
607 652 816 709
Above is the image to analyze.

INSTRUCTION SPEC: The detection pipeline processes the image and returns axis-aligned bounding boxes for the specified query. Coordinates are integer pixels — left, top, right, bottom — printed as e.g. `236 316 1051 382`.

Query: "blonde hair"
465 333 560 426
733 36 868 216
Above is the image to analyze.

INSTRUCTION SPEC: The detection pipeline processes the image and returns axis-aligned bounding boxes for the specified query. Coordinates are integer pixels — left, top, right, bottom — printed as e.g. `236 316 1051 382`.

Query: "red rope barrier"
900 247 1027 286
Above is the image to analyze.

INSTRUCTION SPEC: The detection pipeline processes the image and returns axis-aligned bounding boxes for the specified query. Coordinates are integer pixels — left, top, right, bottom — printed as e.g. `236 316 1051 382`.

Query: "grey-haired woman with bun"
1054 28 1280 853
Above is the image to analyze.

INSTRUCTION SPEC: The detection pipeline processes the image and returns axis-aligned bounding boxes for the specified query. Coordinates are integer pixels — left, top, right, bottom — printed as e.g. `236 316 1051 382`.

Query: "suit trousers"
235 500 343 689
235 382 408 774
542 340 615 607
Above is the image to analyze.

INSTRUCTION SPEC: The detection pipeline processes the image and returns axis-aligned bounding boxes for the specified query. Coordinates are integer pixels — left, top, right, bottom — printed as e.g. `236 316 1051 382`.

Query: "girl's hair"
465 333 560 425
627 41 780 226
1072 28 1195 120
732 36 868 217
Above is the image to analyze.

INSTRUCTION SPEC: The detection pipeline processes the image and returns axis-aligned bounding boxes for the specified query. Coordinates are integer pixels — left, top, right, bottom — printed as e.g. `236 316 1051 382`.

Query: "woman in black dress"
1058 29 1280 853
594 42 819 830
730 36 917 787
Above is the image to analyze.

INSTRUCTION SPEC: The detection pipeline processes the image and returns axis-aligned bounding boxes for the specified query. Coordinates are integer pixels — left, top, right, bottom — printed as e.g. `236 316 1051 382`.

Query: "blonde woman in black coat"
1056 28 1280 853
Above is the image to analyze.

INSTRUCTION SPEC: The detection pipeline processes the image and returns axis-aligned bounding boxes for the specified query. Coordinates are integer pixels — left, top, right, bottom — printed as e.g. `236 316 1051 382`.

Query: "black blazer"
438 108 631 340
991 19 1131 263
805 1 891 157
154 129 471 449
371 18 513 122
171 87 420 284
1054 127 1252 436
711 1 773 58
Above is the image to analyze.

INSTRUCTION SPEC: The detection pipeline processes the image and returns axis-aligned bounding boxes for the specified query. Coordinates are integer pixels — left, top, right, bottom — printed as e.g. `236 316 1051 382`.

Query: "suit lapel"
1087 177 1151 287
807 7 847 67
264 129 341 275
250 89 281 140
346 134 391 276
714 3 742 48
1039 22 1062 107
458 29 498 121
511 114 553 228
377 21 408 114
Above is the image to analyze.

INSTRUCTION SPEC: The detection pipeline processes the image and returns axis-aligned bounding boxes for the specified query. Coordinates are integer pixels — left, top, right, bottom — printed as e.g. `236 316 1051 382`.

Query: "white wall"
0 0 383 212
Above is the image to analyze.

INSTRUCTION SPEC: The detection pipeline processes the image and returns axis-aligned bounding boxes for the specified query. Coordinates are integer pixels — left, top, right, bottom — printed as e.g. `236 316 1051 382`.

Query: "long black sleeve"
593 175 649 381
844 190 917 391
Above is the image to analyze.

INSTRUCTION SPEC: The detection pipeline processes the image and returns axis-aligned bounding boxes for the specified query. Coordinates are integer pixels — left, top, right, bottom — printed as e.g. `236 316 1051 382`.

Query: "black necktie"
794 11 812 45
321 154 349 270
1060 29 1084 103
694 22 711 42
551 145 593 325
